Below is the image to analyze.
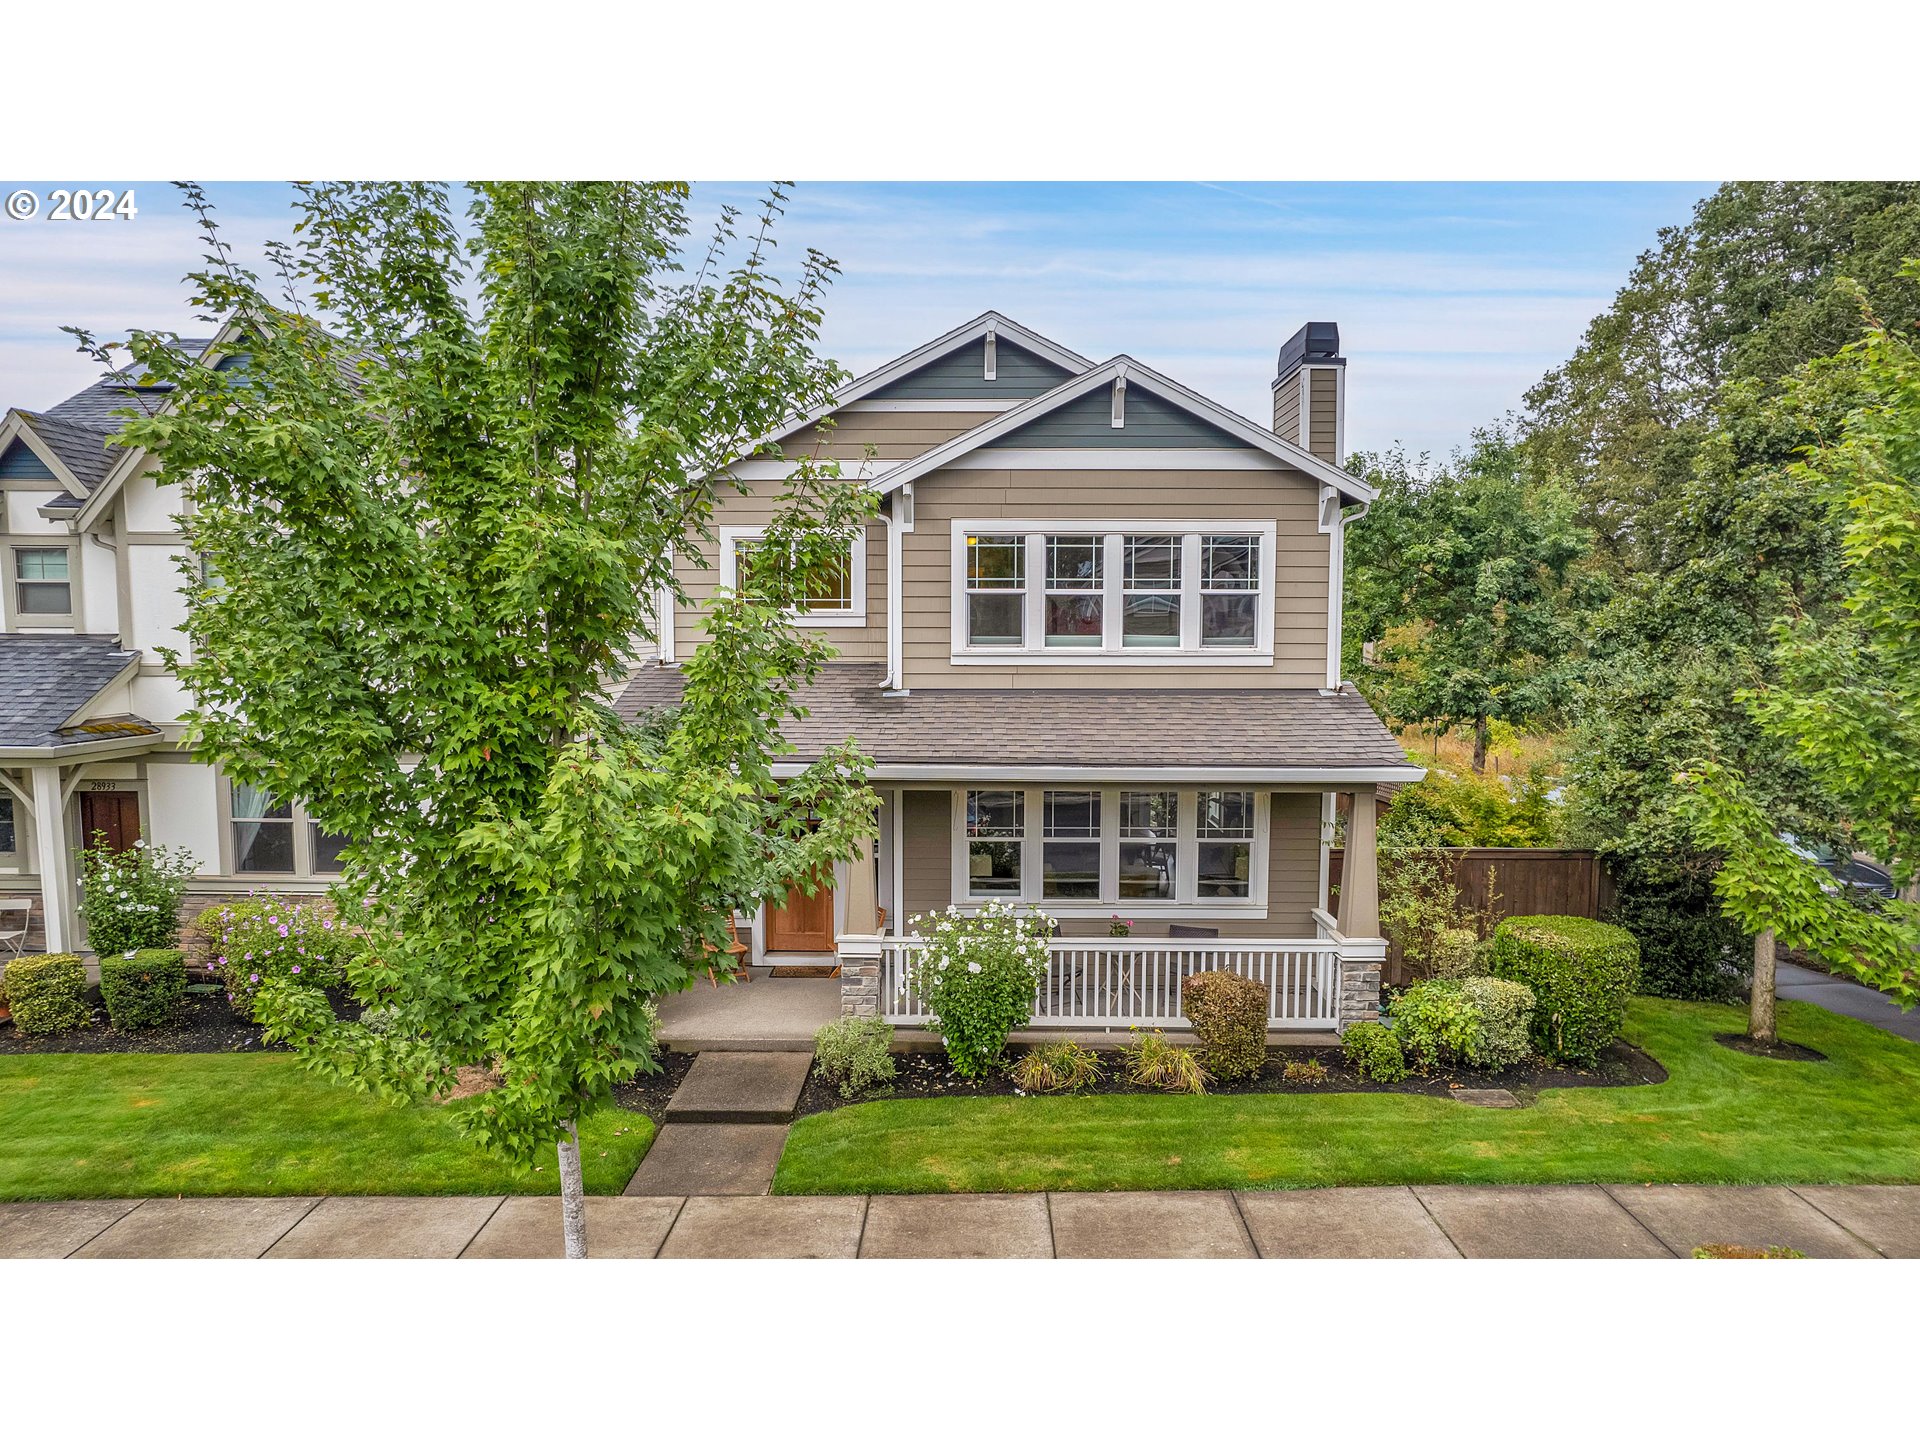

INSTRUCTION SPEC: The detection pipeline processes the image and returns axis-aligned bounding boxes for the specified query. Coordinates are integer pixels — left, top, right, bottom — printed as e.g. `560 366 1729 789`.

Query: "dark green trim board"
870 338 1073 400
983 386 1246 449
0 438 57 480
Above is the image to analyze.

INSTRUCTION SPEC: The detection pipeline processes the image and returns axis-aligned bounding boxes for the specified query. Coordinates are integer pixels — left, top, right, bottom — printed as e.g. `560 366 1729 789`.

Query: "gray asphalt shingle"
0 635 145 747
613 662 1411 771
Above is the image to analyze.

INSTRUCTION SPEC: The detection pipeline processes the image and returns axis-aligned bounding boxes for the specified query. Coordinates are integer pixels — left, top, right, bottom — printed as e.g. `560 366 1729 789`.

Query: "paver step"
663 1050 813 1124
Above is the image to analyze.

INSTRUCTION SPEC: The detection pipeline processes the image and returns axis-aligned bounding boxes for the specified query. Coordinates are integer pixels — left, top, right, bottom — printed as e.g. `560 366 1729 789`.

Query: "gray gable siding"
870 338 1072 400
1 438 57 479
983 386 1245 449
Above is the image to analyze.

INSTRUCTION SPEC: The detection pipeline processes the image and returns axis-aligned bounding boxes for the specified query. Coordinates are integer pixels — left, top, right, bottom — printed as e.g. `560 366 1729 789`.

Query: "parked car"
1780 835 1897 900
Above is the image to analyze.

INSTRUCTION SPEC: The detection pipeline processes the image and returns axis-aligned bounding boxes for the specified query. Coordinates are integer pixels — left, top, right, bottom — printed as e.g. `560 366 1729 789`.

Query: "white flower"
967 961 981 974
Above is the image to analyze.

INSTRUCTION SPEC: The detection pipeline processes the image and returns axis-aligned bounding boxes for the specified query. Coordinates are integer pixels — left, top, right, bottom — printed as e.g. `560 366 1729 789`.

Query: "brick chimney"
1272 321 1345 465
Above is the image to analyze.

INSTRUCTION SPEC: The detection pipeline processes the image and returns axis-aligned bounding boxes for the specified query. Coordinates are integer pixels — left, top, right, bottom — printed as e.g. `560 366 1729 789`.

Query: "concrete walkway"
6 1183 1918 1258
1779 960 1920 1043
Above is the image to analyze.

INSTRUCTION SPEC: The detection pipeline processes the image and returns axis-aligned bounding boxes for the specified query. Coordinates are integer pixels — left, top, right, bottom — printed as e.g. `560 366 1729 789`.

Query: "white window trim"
6 540 80 630
947 519 1276 664
222 775 347 880
720 524 868 628
949 785 1269 919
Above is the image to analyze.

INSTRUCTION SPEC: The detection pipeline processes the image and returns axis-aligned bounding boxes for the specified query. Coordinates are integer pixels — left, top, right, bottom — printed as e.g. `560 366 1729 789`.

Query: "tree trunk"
1472 717 1490 776
1749 927 1777 1045
558 1119 588 1259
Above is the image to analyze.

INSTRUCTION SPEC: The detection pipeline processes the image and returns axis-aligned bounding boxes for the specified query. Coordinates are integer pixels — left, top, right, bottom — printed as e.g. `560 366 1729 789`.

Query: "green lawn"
774 998 1920 1195
0 1053 654 1201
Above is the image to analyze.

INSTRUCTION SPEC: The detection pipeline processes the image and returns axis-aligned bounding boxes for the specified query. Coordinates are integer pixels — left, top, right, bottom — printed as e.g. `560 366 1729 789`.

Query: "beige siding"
773 410 1001 463
901 789 953 918
1271 374 1301 446
671 478 888 662
901 464 1330 689
1308 369 1339 463
898 788 1323 937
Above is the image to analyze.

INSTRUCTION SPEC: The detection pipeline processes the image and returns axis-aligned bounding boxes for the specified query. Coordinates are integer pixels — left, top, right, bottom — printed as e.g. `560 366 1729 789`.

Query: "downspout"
884 483 911 693
1325 494 1368 692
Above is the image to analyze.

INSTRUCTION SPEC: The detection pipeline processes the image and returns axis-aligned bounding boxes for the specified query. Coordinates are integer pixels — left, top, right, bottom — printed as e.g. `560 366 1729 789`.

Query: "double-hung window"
964 534 1024 646
957 786 1264 911
964 789 1024 896
13 547 71 617
953 523 1273 659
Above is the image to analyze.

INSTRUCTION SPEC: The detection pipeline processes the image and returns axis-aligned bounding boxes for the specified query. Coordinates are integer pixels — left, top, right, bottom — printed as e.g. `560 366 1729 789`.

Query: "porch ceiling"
615 661 1417 777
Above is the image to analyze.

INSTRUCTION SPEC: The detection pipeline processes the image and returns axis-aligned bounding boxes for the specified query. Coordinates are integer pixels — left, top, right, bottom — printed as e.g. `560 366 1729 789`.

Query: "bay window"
957 786 1265 911
952 522 1273 659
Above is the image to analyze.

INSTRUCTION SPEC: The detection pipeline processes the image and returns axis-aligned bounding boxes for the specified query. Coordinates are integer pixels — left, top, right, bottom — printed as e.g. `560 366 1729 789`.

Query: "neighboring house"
1 335 342 958
617 313 1423 1032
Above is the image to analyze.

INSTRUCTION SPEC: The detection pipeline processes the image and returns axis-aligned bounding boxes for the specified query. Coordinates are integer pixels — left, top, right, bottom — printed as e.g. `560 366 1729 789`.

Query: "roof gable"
982 385 1243 450
872 357 1376 503
867 335 1074 402
0 435 56 480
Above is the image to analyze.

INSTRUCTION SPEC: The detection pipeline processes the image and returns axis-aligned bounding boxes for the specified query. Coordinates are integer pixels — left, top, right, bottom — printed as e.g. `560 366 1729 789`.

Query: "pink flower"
277 925 289 937
291 965 301 975
249 973 259 983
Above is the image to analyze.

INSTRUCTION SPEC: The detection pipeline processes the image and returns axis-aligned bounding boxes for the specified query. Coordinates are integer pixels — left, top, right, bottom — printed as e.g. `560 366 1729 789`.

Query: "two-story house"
1 337 343 961
616 313 1422 1033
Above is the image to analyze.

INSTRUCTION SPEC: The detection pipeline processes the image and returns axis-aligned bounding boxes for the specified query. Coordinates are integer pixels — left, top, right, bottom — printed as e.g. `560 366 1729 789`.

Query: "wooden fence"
1329 847 1615 986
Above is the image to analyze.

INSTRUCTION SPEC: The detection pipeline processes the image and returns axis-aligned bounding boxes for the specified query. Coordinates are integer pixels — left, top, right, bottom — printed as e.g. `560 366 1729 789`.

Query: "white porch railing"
879 937 1340 1031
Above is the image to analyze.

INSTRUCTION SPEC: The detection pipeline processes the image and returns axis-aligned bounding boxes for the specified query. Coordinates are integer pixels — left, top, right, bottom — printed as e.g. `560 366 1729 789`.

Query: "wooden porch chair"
704 916 752 988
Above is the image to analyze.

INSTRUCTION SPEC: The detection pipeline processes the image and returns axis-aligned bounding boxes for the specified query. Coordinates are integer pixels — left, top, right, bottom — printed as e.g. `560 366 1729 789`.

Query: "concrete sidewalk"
5 1183 1917 1258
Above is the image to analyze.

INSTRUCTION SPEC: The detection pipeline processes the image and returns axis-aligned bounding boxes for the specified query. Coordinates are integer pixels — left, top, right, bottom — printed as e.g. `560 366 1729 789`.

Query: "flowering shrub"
906 902 1052 1079
1107 914 1134 938
78 838 197 954
191 897 356 1019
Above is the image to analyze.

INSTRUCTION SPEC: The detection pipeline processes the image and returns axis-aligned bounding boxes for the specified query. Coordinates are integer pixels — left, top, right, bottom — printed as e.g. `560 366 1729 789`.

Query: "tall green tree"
1683 273 1920 1037
1347 428 1590 773
77 182 877 1256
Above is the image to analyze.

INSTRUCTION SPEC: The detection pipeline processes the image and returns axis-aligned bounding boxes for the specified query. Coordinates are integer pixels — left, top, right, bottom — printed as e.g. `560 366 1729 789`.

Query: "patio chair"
0 897 31 959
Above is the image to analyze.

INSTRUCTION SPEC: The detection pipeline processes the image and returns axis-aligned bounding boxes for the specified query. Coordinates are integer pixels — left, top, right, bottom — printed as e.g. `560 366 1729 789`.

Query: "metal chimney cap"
1277 321 1343 379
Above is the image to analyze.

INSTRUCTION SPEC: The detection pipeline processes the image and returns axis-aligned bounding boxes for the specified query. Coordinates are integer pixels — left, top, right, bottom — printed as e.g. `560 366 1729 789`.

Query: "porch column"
837 830 883 1018
31 764 75 954
1334 786 1384 1031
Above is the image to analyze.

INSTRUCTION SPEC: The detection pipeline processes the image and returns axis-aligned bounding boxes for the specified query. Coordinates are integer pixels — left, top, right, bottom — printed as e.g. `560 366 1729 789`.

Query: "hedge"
4 952 91 1036
100 948 188 1030
1486 915 1640 1063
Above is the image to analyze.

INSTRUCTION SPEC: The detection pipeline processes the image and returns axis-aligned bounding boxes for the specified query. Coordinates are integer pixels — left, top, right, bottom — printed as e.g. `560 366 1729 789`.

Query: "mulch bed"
790 1038 1666 1119
0 987 286 1055
609 1051 698 1123
1714 1033 1826 1062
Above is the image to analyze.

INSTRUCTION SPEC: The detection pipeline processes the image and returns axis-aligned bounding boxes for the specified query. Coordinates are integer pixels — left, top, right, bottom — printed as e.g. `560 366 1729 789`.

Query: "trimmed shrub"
1390 980 1481 1070
1459 976 1535 1069
191 897 356 1019
99 948 188 1030
1487 915 1640 1063
1342 1020 1406 1082
5 952 90 1036
1119 1029 1208 1094
907 902 1052 1079
1429 927 1485 979
812 1016 896 1097
1010 1040 1104 1094
1181 969 1269 1081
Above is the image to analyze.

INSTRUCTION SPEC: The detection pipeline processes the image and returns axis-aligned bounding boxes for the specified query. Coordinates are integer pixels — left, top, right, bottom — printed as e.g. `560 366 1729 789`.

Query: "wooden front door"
79 791 141 854
765 874 835 954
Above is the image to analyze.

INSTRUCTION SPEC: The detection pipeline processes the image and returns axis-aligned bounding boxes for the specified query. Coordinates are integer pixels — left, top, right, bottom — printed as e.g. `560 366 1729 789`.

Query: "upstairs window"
13 547 71 616
952 524 1273 660
964 534 1024 646
724 527 864 624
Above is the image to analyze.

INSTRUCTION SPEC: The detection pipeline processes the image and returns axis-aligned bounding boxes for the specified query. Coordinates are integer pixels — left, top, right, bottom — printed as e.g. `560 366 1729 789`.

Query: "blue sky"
0 181 1710 458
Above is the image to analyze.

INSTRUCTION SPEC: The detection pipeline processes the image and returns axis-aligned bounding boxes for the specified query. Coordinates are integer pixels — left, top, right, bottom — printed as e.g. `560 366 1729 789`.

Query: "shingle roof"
17 411 119 490
0 635 146 748
613 662 1415 772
